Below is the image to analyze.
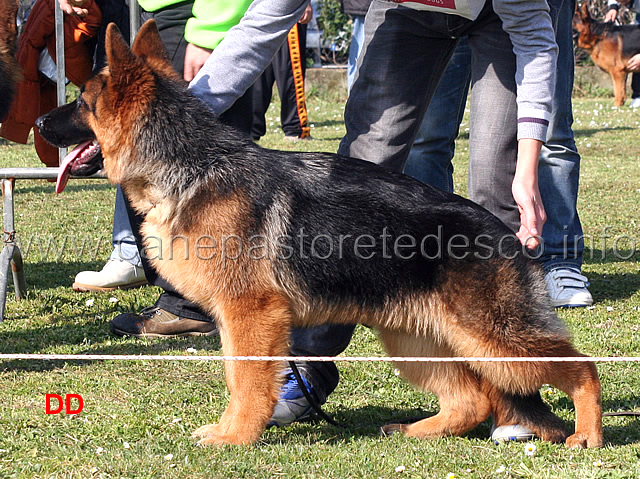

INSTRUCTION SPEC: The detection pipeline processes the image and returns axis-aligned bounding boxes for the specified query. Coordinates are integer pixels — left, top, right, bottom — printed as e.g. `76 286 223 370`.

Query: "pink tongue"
55 141 93 194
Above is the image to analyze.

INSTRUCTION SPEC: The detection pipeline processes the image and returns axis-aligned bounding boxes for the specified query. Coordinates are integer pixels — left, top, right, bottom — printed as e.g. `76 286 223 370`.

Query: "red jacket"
0 0 101 166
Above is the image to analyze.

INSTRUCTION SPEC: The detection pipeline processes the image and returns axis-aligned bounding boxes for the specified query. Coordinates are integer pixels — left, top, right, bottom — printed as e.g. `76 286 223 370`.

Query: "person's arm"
492 0 558 249
188 0 310 115
605 1 620 22
184 1 313 82
629 53 640 70
512 138 546 248
183 0 253 81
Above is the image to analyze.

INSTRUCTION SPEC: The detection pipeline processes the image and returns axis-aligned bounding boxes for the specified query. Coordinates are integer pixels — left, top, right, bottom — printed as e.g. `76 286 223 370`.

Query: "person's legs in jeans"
403 37 471 192
346 14 365 92
110 1 219 336
340 2 462 169
278 1 551 434
72 0 144 292
538 0 592 307
466 20 519 233
275 0 465 422
110 186 142 267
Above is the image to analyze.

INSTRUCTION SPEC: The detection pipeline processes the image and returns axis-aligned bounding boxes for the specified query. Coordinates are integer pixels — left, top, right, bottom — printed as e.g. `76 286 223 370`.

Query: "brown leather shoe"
109 307 218 338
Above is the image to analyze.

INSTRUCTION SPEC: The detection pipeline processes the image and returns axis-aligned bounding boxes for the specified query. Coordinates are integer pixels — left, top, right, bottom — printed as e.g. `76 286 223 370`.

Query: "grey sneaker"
544 267 593 308
109 307 218 338
267 370 317 427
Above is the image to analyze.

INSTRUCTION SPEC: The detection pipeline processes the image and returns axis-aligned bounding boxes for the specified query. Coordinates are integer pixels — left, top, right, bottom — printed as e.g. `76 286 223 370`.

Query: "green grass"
1 89 640 478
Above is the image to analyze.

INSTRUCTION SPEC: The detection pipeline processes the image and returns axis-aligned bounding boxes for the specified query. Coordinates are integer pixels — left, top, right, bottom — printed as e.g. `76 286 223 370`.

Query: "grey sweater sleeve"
492 0 558 142
188 0 310 115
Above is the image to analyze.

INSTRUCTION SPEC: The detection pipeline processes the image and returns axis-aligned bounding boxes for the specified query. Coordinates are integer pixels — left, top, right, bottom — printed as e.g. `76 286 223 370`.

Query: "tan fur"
0 0 20 117
0 0 18 60
58 21 603 448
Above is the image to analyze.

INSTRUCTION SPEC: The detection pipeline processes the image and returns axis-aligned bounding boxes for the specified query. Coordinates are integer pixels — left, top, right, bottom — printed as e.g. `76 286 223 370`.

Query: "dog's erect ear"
132 20 171 64
105 22 142 83
579 2 591 22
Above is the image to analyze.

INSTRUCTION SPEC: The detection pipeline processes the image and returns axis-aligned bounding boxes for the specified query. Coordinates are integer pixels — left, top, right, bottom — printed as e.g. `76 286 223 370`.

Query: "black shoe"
109 307 218 338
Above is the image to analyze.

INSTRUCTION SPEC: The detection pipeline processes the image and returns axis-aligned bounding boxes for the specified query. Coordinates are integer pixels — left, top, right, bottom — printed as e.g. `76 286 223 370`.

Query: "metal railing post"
130 0 140 43
54 0 67 164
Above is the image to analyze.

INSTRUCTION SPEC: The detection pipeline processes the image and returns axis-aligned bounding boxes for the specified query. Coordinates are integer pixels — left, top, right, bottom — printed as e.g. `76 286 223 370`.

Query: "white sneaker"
544 267 593 308
73 259 148 292
630 98 640 108
491 424 536 444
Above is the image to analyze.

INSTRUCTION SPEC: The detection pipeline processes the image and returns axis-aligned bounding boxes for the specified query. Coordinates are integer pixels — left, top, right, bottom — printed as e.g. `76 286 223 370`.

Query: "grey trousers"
293 0 524 398
338 0 519 231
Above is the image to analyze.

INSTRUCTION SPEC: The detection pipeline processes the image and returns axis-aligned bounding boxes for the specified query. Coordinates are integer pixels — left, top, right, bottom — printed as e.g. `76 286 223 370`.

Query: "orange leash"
287 24 311 139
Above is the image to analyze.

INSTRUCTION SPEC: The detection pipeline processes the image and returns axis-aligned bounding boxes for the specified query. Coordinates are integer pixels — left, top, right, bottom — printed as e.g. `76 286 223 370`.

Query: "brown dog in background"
0 0 19 121
574 2 640 106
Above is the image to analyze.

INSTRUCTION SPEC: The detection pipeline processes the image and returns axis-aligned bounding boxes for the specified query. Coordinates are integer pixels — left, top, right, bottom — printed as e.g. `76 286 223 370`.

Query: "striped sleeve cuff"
517 108 551 142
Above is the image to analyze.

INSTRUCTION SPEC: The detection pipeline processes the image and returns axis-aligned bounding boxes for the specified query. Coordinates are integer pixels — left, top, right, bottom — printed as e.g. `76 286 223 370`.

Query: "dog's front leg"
611 70 628 106
193 293 291 446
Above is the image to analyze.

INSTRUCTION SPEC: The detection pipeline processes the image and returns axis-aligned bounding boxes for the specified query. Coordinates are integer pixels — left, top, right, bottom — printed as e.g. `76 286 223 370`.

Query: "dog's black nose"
35 114 46 131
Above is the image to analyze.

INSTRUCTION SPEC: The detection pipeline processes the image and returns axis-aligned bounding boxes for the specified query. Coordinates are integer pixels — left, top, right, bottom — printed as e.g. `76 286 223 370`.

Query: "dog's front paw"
565 432 603 448
192 423 259 446
192 423 220 440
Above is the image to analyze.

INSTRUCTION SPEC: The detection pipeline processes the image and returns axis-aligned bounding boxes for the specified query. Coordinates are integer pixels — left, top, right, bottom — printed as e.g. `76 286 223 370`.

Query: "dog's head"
572 2 619 51
573 3 595 49
36 20 178 193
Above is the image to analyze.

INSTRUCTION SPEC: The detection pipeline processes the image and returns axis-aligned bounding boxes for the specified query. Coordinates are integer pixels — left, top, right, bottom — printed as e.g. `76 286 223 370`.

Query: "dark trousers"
632 73 640 100
93 0 130 71
251 23 309 139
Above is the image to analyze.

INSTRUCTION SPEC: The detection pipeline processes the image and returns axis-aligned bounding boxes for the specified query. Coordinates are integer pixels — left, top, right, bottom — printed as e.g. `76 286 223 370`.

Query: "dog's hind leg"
378 329 492 438
193 292 291 446
482 345 602 447
545 355 603 448
486 388 568 443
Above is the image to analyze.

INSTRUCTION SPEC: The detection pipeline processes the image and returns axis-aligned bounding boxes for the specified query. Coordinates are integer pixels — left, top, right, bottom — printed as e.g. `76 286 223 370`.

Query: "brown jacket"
0 0 101 166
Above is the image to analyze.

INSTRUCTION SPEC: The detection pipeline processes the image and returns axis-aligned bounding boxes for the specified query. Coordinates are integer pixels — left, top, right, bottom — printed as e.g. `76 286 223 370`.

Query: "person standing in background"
252 1 313 141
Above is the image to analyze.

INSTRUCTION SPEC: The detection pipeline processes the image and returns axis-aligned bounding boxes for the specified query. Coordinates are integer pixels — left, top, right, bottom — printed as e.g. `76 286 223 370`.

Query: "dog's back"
0 0 19 121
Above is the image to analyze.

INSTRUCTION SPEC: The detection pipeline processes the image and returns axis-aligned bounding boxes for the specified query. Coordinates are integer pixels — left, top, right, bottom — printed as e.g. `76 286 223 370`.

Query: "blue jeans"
403 0 584 273
110 186 142 267
538 0 583 272
346 14 366 92
291 0 521 396
403 37 471 192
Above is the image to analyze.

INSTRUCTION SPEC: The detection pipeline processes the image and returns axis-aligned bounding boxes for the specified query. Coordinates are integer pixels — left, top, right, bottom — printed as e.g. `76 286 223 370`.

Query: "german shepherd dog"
574 2 640 106
0 0 19 121
36 21 603 448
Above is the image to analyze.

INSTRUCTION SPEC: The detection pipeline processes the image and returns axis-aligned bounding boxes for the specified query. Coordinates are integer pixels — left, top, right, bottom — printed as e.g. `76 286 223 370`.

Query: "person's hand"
183 43 213 82
299 3 313 24
604 8 618 22
628 53 640 71
512 176 546 250
512 138 546 249
58 0 88 17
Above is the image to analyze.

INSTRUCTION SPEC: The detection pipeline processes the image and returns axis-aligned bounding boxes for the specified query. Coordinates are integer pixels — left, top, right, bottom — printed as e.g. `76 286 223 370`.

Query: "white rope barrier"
1 354 640 362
